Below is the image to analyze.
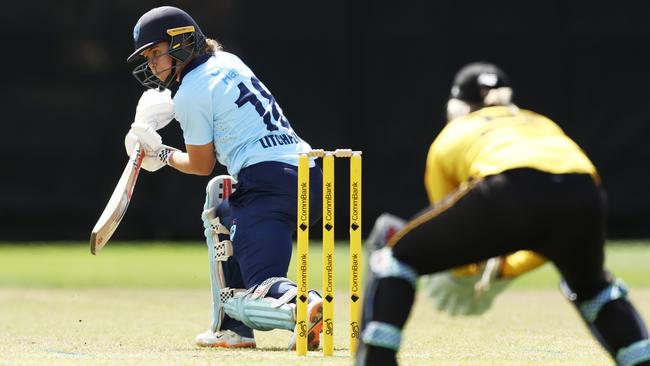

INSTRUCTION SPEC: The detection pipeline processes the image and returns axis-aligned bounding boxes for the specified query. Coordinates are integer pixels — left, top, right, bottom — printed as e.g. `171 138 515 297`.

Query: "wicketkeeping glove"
423 258 512 316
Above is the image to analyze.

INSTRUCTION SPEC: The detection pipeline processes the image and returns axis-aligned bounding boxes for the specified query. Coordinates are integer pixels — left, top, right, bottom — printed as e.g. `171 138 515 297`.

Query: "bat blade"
90 144 146 255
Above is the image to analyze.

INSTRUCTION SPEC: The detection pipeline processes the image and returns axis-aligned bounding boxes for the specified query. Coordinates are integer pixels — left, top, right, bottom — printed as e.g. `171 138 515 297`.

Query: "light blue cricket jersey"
173 51 313 178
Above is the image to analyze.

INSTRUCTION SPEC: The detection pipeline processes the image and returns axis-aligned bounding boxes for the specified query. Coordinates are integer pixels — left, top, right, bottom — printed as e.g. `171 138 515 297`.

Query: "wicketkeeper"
124 6 324 350
357 62 650 366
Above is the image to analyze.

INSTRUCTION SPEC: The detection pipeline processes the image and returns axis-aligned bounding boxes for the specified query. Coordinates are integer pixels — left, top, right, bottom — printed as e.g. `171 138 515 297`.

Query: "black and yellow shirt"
425 106 598 204
425 106 597 278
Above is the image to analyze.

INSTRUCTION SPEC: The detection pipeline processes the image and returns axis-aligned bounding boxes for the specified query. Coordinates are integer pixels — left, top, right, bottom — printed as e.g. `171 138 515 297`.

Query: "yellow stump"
349 153 362 355
296 154 310 355
322 154 335 356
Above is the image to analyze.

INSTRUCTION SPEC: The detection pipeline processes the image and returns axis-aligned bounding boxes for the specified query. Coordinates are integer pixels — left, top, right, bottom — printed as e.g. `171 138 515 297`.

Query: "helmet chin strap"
158 56 190 90
160 58 178 90
163 55 196 89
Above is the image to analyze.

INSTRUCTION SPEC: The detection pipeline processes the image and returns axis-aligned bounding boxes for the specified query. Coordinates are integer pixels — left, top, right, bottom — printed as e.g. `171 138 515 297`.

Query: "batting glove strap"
579 279 628 323
361 321 402 351
616 339 650 366
157 148 174 165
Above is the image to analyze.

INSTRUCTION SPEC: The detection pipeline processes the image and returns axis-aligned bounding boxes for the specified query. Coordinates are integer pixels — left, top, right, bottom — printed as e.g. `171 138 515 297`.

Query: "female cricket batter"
356 62 650 366
125 6 324 350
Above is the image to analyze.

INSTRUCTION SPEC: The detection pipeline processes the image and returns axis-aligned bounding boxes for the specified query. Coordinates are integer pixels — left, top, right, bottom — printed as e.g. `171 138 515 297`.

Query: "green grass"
512 241 650 289
0 241 363 288
0 241 649 365
1 240 649 289
0 242 209 288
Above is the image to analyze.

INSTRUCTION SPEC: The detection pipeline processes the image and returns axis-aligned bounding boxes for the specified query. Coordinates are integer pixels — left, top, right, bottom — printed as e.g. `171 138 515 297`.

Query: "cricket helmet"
127 6 206 89
449 62 512 104
447 62 513 121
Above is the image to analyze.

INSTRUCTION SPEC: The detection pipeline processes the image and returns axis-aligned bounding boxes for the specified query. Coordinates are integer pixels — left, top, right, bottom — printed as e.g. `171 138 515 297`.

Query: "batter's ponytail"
204 38 223 54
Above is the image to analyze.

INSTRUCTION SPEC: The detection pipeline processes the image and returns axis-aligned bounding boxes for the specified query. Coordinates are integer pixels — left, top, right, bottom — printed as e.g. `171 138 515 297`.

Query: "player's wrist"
158 148 175 166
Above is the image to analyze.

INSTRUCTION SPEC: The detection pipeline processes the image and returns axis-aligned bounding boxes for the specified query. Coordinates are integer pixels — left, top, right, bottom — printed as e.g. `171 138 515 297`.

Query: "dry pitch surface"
2 288 648 366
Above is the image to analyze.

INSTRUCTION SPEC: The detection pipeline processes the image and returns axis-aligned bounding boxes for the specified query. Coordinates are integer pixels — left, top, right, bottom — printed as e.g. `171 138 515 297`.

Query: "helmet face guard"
131 26 204 90
127 7 206 90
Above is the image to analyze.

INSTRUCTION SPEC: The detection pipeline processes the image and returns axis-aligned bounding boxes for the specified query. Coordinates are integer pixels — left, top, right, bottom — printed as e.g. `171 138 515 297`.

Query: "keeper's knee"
560 278 628 323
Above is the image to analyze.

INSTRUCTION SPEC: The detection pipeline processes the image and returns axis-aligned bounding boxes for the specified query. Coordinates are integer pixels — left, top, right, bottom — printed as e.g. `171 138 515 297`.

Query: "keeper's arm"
424 143 457 203
500 250 547 278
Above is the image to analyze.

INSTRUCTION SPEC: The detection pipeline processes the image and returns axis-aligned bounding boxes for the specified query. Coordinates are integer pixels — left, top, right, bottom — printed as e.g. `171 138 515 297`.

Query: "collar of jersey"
180 53 211 81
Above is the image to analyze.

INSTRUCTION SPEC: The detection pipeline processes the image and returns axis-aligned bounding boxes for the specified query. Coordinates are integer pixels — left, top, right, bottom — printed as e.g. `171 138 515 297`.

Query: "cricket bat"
90 143 146 255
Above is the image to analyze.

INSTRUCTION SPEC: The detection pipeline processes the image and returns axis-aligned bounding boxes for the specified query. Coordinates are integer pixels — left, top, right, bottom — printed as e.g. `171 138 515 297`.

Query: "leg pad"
369 247 419 287
224 277 298 331
617 339 650 366
361 321 402 351
561 279 628 323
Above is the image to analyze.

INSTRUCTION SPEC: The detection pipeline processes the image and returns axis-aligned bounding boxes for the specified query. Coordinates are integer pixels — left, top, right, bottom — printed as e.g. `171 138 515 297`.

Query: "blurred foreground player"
124 6 324 350
367 214 546 316
356 62 650 366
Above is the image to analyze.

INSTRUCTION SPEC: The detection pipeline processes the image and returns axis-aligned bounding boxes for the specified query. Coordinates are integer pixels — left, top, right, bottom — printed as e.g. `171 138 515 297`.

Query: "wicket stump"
296 149 362 356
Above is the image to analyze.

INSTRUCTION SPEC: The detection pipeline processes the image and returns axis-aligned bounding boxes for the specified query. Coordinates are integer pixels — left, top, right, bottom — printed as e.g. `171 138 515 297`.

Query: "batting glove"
128 122 180 172
136 145 178 172
134 89 175 130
